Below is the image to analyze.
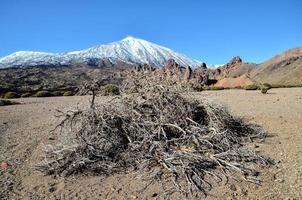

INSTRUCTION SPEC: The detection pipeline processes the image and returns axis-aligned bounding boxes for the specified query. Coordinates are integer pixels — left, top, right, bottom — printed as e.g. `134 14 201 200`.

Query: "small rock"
151 193 158 197
48 186 56 193
275 178 285 183
1 162 9 170
230 184 237 191
233 192 239 196
184 66 192 81
48 136 55 140
241 189 248 196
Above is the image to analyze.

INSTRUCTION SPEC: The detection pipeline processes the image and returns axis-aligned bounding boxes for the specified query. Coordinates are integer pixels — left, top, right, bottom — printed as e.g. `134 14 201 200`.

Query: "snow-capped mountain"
0 51 66 67
0 36 204 68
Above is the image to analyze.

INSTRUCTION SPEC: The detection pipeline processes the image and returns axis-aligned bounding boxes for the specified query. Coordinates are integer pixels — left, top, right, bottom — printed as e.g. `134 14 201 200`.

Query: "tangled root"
37 88 272 197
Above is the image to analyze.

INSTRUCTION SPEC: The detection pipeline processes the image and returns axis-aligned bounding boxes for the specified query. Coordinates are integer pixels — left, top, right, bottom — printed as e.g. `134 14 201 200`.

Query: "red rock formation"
215 74 253 88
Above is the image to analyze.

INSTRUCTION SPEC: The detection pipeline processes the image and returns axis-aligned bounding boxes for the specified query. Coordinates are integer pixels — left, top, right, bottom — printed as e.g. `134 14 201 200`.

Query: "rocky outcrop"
133 64 156 72
166 59 180 69
184 66 192 81
200 62 207 69
228 56 242 65
220 56 242 75
215 74 253 88
212 56 256 81
162 59 184 77
190 66 208 84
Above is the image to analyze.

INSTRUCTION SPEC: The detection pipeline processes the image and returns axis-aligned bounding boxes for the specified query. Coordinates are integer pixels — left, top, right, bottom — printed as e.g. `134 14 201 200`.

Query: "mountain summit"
0 37 203 68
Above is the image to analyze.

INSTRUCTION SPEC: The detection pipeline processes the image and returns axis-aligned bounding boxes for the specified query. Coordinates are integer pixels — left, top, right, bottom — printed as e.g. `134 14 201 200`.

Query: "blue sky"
0 0 301 64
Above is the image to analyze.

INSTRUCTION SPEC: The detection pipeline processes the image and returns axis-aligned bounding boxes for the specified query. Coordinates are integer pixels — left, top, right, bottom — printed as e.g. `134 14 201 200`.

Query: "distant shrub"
21 93 33 98
202 86 224 91
52 91 63 96
102 84 120 96
190 83 203 92
270 84 283 88
209 86 224 90
260 83 271 94
63 91 74 96
202 86 210 90
4 92 20 99
0 99 19 106
201 86 224 91
263 83 272 89
261 87 268 94
34 91 53 97
245 84 259 90
270 84 298 88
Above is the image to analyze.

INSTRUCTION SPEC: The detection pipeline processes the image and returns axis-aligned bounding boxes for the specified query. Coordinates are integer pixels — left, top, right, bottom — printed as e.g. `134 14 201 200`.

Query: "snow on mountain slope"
0 51 64 68
0 36 203 68
65 36 202 67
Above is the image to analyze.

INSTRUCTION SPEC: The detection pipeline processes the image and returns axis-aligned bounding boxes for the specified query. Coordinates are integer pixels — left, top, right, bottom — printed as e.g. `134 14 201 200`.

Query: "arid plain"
1 88 301 199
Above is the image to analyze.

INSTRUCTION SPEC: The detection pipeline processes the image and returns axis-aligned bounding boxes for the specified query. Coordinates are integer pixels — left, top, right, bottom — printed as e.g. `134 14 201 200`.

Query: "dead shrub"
121 71 193 94
37 87 272 197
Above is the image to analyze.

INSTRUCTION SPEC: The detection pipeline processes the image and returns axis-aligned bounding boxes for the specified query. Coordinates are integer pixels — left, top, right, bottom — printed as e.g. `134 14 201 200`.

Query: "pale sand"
0 88 301 199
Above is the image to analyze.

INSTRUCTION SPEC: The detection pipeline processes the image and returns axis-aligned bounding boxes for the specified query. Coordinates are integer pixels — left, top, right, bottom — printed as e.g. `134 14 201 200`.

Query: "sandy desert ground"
0 88 301 199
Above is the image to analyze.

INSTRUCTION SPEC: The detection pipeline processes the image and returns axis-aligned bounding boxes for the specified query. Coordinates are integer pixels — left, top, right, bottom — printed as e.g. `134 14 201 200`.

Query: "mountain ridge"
214 47 302 86
0 36 204 68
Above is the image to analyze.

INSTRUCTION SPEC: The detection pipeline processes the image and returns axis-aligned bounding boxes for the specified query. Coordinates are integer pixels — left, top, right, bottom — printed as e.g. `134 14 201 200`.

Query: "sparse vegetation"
51 91 63 96
208 86 224 90
3 92 20 99
268 84 302 88
63 91 74 96
202 86 225 90
263 83 272 89
234 86 243 89
261 87 268 94
245 84 259 90
34 91 53 97
190 83 204 92
101 84 120 96
260 83 271 94
21 92 33 98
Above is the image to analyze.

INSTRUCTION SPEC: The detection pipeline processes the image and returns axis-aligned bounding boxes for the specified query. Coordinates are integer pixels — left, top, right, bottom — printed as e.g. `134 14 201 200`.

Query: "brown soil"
0 88 301 199
221 48 302 86
214 75 253 88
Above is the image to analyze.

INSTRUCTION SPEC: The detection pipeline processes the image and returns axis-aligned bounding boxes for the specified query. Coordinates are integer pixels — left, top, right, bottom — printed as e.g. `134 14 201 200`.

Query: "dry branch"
37 87 272 197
